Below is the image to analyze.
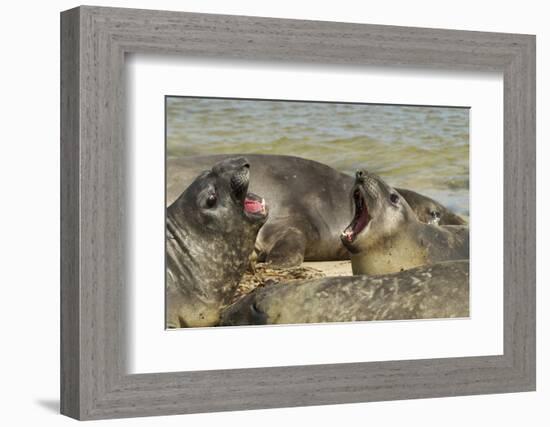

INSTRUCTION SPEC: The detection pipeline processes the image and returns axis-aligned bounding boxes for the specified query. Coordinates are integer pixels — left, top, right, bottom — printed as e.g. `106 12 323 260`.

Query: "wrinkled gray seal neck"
165 204 205 294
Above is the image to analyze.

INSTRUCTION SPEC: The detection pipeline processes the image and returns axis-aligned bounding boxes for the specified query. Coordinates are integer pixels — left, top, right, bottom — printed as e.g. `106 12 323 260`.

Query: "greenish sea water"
167 97 469 217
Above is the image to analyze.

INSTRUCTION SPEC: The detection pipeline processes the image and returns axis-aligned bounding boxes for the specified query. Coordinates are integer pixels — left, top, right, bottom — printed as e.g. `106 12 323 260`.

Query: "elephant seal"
166 157 268 328
396 188 466 226
341 171 469 276
167 154 464 267
220 260 469 326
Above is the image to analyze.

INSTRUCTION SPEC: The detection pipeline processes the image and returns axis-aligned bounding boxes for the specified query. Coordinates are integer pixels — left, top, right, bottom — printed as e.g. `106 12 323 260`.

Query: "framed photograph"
164 96 470 329
60 6 535 420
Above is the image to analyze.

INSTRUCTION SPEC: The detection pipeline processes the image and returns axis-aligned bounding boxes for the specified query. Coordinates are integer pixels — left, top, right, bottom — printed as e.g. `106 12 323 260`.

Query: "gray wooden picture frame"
60 5 536 421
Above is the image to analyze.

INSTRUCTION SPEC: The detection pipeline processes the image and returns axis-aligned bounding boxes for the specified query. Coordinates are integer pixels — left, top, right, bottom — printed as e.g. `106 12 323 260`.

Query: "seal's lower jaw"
244 192 268 222
341 188 371 250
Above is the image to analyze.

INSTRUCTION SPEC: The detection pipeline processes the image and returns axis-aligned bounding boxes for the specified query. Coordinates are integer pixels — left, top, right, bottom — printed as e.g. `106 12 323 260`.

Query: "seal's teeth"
342 229 354 242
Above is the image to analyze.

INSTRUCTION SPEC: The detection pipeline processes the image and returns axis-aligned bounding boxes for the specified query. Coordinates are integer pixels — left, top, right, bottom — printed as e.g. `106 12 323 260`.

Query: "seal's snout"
213 156 250 174
354 170 381 201
355 169 376 183
220 294 268 326
230 156 250 170
230 170 249 201
217 157 267 223
228 157 251 203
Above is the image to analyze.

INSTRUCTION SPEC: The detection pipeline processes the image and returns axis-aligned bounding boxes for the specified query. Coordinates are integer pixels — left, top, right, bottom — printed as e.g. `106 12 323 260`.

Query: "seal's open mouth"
342 188 371 244
228 163 268 221
244 192 268 219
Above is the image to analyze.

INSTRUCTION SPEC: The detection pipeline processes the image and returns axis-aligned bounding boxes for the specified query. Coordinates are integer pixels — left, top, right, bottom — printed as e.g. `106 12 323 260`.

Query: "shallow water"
167 97 469 217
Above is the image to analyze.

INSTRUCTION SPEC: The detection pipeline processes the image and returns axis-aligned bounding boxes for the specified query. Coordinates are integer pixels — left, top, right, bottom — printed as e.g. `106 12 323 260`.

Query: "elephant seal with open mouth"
220 260 469 326
167 154 465 267
166 157 268 328
341 171 469 276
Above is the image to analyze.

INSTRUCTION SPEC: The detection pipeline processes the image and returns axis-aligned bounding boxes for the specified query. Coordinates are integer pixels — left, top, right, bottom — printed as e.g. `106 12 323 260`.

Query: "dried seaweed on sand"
232 263 325 303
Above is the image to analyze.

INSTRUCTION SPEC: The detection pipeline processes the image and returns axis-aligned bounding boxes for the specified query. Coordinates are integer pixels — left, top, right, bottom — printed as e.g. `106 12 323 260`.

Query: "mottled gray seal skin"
167 154 463 267
220 260 469 326
341 171 469 275
166 157 268 328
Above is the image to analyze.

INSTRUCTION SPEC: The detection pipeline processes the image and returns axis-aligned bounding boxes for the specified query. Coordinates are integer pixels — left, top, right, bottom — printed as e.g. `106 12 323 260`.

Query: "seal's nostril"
356 170 364 179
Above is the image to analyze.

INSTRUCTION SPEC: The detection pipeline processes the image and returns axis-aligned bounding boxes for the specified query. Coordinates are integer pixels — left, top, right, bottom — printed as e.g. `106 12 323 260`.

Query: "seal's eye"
431 211 441 219
390 193 399 204
205 193 217 208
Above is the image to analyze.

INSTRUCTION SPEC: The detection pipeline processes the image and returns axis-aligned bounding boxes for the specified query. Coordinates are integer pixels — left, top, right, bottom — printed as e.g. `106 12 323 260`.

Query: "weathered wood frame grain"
60 6 536 420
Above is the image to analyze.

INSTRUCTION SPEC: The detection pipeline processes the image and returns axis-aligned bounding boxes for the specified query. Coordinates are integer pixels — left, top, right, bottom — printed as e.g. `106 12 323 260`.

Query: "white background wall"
0 0 546 425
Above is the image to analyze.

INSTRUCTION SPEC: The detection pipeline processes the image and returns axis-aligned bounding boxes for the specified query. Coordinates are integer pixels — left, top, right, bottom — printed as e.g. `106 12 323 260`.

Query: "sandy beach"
303 260 352 277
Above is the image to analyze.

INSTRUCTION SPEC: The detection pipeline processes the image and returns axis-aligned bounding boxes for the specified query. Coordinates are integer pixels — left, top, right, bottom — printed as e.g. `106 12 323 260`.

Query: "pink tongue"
244 198 263 213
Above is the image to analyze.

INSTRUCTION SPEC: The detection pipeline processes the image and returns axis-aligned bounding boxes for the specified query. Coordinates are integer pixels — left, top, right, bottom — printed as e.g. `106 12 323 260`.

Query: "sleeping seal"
396 188 466 226
167 154 465 267
166 157 268 328
396 188 467 225
220 260 469 325
341 170 469 275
